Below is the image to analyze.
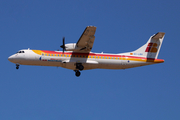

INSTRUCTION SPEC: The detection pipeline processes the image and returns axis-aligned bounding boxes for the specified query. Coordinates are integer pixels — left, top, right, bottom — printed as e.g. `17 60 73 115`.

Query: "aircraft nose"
8 55 15 62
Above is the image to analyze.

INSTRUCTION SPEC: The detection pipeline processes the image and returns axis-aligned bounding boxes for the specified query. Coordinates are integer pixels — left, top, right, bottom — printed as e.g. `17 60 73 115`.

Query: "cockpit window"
17 51 25 53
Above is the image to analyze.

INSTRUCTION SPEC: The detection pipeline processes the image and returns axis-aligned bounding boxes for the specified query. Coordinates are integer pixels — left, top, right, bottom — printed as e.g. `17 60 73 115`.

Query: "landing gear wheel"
75 71 81 77
16 64 19 69
78 65 84 71
76 63 84 71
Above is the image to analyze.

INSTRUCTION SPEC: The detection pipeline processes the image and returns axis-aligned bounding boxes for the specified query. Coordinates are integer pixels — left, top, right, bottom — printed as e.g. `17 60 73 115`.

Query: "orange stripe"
32 50 164 63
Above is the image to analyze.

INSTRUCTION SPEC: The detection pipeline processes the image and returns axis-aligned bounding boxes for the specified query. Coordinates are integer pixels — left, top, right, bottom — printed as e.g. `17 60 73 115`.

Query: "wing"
76 26 96 53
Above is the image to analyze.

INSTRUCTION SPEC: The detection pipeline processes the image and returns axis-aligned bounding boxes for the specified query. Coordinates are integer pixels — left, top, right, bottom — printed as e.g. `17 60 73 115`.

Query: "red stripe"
40 50 164 62
145 43 153 52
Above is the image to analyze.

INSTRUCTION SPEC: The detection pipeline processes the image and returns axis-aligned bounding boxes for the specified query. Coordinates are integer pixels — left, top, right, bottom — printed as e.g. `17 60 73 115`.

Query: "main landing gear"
74 63 84 77
16 64 19 69
74 70 81 77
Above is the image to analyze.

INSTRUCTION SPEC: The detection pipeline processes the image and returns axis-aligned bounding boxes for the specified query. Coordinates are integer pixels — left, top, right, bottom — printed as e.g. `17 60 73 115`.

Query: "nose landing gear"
16 64 19 69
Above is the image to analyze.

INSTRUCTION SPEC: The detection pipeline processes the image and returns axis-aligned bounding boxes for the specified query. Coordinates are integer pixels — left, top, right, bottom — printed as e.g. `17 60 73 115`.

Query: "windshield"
16 51 25 53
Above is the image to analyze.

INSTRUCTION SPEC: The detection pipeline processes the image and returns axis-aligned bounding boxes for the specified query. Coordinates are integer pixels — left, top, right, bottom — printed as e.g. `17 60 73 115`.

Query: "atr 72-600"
8 26 165 77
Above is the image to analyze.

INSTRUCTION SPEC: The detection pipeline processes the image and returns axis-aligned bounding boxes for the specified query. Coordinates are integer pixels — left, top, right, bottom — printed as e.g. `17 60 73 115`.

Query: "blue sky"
1 0 180 119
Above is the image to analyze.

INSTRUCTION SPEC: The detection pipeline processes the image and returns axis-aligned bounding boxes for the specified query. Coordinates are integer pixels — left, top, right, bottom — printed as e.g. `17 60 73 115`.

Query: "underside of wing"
76 26 96 53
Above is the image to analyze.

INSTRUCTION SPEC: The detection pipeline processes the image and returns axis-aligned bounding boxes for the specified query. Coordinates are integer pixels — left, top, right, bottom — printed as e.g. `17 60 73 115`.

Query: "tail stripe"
145 43 158 53
145 43 153 52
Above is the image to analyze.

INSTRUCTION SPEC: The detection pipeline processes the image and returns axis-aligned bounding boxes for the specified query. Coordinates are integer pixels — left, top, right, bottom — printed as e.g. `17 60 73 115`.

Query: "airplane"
8 26 165 77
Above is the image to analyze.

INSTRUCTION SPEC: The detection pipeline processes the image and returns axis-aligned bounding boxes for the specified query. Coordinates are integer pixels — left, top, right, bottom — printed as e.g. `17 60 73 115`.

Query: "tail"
131 32 165 59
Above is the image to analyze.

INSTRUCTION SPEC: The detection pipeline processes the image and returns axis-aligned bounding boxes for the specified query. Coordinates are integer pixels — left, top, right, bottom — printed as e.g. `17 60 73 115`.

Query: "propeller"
60 37 66 53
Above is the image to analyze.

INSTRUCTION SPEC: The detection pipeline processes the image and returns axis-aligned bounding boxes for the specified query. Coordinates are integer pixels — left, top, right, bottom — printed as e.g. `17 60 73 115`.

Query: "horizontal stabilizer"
152 32 165 40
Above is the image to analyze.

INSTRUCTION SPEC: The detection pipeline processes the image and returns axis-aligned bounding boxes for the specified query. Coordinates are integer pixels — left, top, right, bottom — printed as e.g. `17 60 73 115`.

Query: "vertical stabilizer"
132 32 165 59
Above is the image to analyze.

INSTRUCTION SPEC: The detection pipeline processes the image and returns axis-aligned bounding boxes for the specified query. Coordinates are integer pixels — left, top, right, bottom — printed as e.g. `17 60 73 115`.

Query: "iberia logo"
145 43 158 53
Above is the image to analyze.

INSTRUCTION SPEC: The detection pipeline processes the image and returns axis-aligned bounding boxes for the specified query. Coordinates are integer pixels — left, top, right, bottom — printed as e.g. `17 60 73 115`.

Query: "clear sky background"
1 0 180 119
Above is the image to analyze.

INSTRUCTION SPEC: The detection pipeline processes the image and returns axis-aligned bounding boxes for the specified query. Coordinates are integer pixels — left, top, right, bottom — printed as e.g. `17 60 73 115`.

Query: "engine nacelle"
65 43 80 51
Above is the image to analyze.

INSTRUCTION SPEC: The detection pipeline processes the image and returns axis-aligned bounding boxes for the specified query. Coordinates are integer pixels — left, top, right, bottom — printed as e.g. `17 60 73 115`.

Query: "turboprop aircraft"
8 26 165 77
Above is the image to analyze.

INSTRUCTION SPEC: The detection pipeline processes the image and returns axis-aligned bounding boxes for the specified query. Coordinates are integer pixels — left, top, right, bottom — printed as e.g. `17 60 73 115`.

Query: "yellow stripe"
32 50 164 63
32 50 43 55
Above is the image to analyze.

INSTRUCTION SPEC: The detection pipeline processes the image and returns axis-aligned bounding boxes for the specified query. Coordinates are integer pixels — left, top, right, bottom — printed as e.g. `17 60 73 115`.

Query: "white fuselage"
8 49 164 70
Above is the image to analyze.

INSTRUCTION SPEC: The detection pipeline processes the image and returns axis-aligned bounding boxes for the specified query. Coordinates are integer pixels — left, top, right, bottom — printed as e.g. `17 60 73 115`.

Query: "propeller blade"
60 37 66 53
63 37 65 46
63 46 64 53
